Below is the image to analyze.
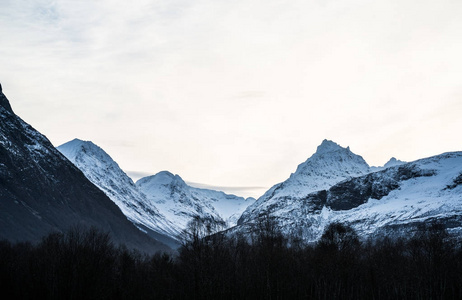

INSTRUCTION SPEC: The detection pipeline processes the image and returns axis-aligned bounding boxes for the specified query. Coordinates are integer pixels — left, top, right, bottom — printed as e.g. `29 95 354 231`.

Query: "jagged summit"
314 139 346 155
239 139 370 225
370 157 406 172
289 139 370 191
293 140 369 179
384 157 405 168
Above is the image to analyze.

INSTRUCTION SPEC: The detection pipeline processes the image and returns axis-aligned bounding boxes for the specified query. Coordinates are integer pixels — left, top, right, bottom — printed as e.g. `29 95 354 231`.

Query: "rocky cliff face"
0 86 169 253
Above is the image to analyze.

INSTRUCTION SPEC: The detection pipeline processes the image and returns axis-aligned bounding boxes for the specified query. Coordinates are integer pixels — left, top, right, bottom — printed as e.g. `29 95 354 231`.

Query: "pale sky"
1 0 461 198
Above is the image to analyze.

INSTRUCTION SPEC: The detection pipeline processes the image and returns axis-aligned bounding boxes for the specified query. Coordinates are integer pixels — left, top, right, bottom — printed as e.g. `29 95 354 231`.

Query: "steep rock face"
58 139 180 247
0 87 169 253
234 151 462 242
137 172 255 232
326 163 436 210
239 140 370 224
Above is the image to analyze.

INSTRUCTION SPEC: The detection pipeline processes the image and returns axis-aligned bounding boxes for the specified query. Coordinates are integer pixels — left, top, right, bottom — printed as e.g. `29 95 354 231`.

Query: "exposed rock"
327 164 436 210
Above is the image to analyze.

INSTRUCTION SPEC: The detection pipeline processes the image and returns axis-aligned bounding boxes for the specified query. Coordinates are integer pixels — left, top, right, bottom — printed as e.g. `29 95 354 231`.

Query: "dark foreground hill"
0 84 170 254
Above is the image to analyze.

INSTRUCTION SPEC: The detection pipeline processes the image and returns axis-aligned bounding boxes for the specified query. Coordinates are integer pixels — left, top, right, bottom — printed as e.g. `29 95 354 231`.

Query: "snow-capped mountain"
58 139 255 243
0 84 169 253
239 139 370 224
370 157 406 172
321 152 462 237
58 139 180 247
383 157 406 168
236 141 462 242
137 172 255 232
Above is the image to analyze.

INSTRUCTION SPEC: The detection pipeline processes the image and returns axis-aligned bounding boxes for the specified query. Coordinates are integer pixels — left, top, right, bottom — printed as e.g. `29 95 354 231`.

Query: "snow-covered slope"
0 84 170 253
324 152 462 237
239 140 370 224
58 139 180 246
58 139 255 243
137 172 255 232
236 150 462 242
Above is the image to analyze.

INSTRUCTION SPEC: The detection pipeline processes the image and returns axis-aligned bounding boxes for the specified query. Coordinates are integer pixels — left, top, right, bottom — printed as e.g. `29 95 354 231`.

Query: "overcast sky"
1 0 461 198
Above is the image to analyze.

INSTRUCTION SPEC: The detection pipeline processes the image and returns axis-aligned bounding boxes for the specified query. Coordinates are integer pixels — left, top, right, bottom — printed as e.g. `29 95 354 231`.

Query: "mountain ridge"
58 138 181 248
0 87 170 253
137 170 256 231
239 140 371 224
236 149 462 242
58 139 255 244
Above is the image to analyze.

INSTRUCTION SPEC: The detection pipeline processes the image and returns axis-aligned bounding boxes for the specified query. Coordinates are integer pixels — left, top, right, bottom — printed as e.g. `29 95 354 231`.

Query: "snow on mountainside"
58 139 180 246
137 172 255 232
323 152 462 236
236 149 462 242
0 84 169 253
239 140 370 223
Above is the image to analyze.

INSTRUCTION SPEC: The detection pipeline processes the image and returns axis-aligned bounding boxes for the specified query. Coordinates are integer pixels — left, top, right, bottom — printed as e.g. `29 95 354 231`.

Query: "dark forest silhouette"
1 220 461 299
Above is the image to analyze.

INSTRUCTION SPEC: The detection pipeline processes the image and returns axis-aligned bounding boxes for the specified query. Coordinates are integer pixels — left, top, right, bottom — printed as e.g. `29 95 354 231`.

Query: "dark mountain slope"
0 84 169 253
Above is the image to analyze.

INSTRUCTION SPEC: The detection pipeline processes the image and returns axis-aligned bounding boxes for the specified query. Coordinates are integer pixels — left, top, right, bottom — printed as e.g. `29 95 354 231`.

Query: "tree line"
0 219 461 299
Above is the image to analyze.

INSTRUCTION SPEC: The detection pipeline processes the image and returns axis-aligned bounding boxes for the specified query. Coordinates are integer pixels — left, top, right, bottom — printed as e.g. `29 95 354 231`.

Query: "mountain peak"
69 138 95 147
384 157 405 168
315 139 346 155
60 138 86 147
155 170 177 180
138 171 185 186
58 138 101 159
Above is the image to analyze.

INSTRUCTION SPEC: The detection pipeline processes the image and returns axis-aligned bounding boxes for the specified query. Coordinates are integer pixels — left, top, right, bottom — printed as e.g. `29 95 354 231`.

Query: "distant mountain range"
1 82 461 247
59 137 462 244
58 139 255 247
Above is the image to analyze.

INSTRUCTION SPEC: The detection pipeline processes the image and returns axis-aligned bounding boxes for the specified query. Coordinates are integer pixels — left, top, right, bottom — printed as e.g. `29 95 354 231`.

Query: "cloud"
232 91 266 99
186 182 267 199
1 0 461 190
